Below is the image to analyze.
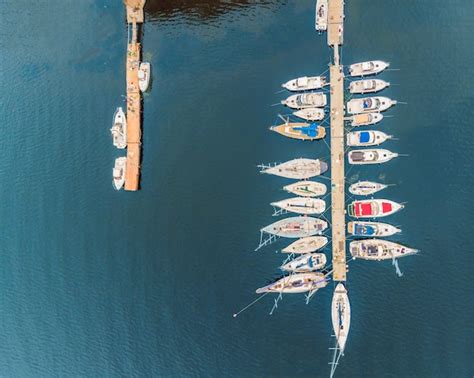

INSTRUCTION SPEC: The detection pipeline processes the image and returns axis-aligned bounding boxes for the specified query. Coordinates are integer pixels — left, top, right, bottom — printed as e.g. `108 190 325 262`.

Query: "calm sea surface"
0 0 473 376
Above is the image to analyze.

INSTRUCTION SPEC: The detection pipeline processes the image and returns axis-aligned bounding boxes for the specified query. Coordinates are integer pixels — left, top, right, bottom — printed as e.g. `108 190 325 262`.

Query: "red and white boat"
347 199 404 218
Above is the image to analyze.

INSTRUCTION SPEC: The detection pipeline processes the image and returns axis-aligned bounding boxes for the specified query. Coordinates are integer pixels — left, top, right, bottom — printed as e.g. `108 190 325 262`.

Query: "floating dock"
124 0 146 191
328 0 346 282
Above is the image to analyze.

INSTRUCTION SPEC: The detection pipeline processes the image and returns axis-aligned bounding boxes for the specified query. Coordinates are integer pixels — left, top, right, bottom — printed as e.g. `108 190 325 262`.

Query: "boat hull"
349 79 389 94
111 107 127 149
261 216 328 238
112 157 127 190
281 236 328 254
270 122 326 141
350 239 418 260
281 253 327 272
346 130 390 147
348 181 387 196
347 199 404 218
282 93 327 109
350 112 383 127
262 158 328 179
349 60 389 77
282 76 326 91
347 96 396 114
348 149 398 165
331 283 350 352
283 180 327 197
293 108 325 121
347 221 401 237
271 197 326 215
256 272 327 294
138 62 151 92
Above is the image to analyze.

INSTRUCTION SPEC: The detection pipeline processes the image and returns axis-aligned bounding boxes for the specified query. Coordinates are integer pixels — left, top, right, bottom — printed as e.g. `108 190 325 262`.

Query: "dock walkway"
328 0 346 281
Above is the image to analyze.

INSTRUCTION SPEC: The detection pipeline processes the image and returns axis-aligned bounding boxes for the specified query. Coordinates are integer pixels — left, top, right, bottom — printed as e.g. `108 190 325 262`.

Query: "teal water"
0 0 473 376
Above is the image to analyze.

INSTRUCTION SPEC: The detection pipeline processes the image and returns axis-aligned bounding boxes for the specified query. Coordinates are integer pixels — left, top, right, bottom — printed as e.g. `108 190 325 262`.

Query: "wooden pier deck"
328 0 346 281
124 0 145 191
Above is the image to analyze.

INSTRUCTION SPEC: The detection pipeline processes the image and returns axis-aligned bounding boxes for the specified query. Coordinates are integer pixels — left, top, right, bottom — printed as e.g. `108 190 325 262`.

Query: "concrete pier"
328 0 346 281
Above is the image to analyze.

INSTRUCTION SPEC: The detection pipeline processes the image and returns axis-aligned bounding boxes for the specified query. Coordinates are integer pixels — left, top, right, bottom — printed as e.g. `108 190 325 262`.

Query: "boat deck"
328 0 346 282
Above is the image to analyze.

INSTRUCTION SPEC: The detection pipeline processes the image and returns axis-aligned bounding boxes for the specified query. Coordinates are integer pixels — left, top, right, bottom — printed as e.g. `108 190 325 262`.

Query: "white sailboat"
256 272 327 294
331 283 351 353
271 197 326 215
281 236 328 254
349 60 389 77
347 96 397 114
112 157 127 190
346 130 392 147
293 108 326 121
280 253 327 272
349 79 390 94
348 149 398 165
261 158 328 179
349 181 388 196
349 112 383 127
282 76 327 91
283 180 327 197
138 62 151 92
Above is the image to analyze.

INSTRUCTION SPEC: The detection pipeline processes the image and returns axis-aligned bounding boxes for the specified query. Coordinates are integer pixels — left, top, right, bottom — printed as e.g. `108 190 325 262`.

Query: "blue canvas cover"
354 224 375 236
294 123 318 137
359 131 370 143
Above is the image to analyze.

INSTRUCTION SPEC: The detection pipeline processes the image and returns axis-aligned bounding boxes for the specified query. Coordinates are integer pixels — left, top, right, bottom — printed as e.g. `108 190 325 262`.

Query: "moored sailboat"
281 253 327 272
350 239 418 260
283 180 327 197
261 158 328 179
349 181 388 196
332 283 350 353
349 112 383 127
293 108 325 121
347 199 404 218
282 92 327 109
348 149 398 165
270 122 326 141
281 236 328 254
347 96 397 114
349 60 389 77
271 197 326 215
282 76 327 91
260 216 328 238
349 79 390 94
346 130 392 147
256 272 327 294
347 221 401 237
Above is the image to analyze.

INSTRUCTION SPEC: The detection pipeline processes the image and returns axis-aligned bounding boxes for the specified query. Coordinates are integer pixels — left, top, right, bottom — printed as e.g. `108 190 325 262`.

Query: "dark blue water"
0 0 473 376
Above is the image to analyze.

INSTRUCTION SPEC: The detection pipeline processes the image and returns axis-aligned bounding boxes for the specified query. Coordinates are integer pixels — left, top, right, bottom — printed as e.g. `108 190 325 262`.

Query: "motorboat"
349 60 389 77
346 130 392 147
282 92 327 109
281 236 328 254
281 253 327 272
347 221 401 237
112 157 127 190
256 272 327 294
332 283 350 353
349 112 383 127
348 149 398 165
347 96 396 114
293 108 325 121
315 0 328 31
349 181 388 196
261 158 328 179
138 62 151 92
349 79 390 94
282 76 327 91
271 197 326 215
260 216 328 238
347 199 404 218
111 107 127 149
270 122 326 141
350 239 418 260
283 180 327 197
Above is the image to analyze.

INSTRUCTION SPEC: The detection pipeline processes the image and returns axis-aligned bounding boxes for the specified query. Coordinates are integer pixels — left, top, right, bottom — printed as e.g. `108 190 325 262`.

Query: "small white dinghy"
349 181 388 196
349 112 383 127
261 216 328 238
282 76 327 91
347 96 397 114
347 221 401 237
349 79 390 94
281 253 327 272
111 107 127 149
282 92 327 109
138 62 151 92
349 60 389 77
261 158 328 179
112 157 127 190
348 149 398 165
293 108 325 121
283 180 327 197
281 236 328 254
346 130 392 147
315 0 328 31
271 197 326 215
350 239 418 260
332 283 350 353
256 272 327 294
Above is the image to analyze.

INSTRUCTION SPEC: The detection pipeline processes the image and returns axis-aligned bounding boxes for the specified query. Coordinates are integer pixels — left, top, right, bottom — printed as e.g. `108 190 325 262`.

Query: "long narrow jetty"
328 0 346 281
124 0 146 191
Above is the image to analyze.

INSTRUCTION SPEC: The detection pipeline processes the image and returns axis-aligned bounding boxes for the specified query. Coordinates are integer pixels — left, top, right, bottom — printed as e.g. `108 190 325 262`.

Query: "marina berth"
282 92 327 109
111 107 127 149
347 96 397 114
281 253 327 272
293 108 325 121
315 0 328 31
348 148 398 165
347 221 401 237
112 157 127 190
281 236 328 254
271 197 326 215
282 76 327 91
270 122 326 141
347 199 404 218
349 112 383 127
350 239 418 260
332 283 350 353
349 181 388 196
349 79 390 94
346 130 392 147
261 158 328 179
256 272 327 294
138 62 151 92
260 216 328 238
283 180 327 197
349 60 389 77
